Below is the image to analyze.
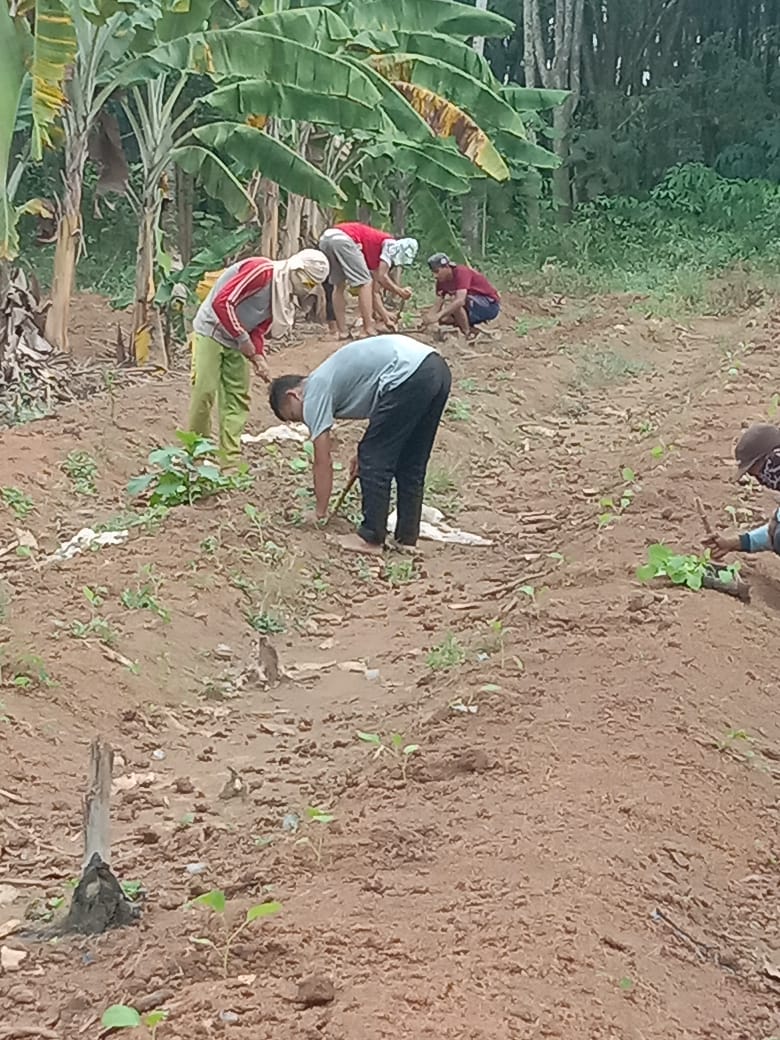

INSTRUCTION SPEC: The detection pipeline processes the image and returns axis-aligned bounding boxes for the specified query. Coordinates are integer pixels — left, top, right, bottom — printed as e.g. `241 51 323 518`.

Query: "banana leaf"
353 30 494 85
192 122 345 207
503 85 569 111
348 0 514 39
242 6 352 53
492 131 560 169
205 80 383 132
117 29 381 113
361 140 472 195
411 185 467 266
0 4 28 260
392 82 509 181
368 54 526 140
30 0 77 161
171 145 254 221
346 58 433 143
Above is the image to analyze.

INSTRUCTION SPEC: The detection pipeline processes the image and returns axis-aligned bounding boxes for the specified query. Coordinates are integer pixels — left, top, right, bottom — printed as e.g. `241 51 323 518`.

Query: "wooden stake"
82 738 113 872
695 496 714 537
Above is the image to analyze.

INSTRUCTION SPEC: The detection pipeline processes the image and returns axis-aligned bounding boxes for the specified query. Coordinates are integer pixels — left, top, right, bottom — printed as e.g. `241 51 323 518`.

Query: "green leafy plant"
637 543 740 590
8 654 54 689
101 1005 168 1036
245 610 285 634
357 731 420 782
445 397 472 422
69 586 116 646
128 432 251 508
1 486 34 521
426 634 467 670
384 559 416 585
598 466 640 528
296 806 334 864
190 888 281 977
121 568 170 622
62 451 99 497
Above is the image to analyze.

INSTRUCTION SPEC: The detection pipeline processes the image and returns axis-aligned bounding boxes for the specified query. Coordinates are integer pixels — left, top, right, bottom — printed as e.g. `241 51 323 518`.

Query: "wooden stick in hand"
694 496 715 537
325 474 357 527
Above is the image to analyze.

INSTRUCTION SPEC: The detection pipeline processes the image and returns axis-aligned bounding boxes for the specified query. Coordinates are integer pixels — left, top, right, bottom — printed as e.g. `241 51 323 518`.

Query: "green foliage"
62 451 99 497
100 1004 168 1034
191 888 281 977
426 634 466 670
128 431 251 507
357 730 420 781
1 486 34 521
637 544 740 591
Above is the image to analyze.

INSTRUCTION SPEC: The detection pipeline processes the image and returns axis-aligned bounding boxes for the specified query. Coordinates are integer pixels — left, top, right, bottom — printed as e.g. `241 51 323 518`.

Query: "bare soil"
1 289 779 1039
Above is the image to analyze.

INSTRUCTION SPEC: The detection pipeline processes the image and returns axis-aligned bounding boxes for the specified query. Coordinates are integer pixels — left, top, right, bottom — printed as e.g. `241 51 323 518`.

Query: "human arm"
371 277 396 329
312 431 333 520
437 288 468 319
375 260 412 300
704 507 780 558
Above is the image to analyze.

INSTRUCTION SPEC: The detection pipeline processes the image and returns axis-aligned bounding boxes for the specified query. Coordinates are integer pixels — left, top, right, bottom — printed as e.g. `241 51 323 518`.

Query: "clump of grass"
62 451 99 496
426 634 466 670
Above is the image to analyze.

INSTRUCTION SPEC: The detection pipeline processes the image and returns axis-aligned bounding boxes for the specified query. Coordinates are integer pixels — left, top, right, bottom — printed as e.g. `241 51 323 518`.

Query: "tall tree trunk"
523 0 585 224
260 179 280 258
462 0 490 256
45 124 89 352
131 189 167 368
175 167 194 266
391 174 410 236
279 193 305 257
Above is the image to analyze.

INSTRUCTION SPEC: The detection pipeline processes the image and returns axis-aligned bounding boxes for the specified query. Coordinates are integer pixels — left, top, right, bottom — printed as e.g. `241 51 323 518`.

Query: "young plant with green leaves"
101 1005 168 1036
426 633 466 670
62 451 98 496
296 806 334 864
598 467 640 529
128 431 251 507
190 888 282 978
1 486 34 521
357 731 420 782
637 544 740 591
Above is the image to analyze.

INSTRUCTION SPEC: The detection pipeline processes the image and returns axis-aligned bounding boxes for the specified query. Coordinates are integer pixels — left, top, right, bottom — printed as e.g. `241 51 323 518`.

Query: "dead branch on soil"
59 739 138 935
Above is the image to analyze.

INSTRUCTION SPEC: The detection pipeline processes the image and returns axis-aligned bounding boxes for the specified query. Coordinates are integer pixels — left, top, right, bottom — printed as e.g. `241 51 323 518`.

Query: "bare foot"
331 533 383 556
363 326 378 338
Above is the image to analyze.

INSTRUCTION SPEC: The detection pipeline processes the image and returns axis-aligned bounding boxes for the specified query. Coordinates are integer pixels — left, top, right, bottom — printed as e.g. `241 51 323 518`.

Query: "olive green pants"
188 332 250 464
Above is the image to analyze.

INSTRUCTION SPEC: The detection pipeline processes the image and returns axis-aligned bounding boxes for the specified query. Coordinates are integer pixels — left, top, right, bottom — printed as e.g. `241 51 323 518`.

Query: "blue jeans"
466 293 500 325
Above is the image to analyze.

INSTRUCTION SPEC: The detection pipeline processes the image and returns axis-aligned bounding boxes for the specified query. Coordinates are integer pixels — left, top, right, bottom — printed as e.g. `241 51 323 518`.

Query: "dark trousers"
324 281 335 322
357 353 452 546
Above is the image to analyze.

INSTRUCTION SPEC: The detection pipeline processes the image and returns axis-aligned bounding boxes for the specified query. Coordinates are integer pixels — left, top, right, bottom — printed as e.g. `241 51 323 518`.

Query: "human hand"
304 509 328 528
398 286 413 301
703 533 740 560
250 354 271 383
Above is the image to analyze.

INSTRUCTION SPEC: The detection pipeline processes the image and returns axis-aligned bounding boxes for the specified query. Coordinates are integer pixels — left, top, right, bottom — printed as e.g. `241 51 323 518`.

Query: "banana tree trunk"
279 192 305 256
45 127 89 352
260 179 279 258
131 193 167 368
176 167 194 265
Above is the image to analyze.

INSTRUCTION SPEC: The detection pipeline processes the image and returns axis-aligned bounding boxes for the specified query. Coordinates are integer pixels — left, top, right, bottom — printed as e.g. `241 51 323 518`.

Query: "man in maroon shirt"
425 253 501 337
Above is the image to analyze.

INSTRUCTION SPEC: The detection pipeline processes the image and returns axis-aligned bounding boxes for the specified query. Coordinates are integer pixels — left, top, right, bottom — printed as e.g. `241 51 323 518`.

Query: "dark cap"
428 252 452 271
734 423 780 477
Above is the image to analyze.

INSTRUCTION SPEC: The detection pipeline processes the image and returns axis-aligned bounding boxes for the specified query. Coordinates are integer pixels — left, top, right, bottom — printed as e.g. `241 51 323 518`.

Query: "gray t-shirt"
302 335 435 440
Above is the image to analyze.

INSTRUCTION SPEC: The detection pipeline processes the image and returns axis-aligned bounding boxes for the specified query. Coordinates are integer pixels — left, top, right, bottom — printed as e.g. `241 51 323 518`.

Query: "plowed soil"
1 289 779 1040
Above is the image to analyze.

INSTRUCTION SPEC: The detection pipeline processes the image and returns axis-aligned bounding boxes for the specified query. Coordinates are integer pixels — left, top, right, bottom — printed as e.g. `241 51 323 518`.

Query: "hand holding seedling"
702 532 740 560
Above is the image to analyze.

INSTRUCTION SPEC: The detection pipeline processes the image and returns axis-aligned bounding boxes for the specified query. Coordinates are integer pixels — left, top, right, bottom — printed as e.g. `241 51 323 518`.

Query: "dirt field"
1 289 779 1039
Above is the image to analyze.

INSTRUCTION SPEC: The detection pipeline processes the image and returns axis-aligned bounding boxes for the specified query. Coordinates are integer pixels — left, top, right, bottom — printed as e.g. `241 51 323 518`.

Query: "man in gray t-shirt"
269 334 452 554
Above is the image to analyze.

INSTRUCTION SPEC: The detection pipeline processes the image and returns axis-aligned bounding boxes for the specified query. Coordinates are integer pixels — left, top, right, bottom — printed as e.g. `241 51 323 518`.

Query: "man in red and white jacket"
189 249 328 463
318 222 418 338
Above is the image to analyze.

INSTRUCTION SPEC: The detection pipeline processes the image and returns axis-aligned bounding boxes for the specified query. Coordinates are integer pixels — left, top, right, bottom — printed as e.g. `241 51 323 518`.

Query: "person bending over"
318 222 418 339
269 334 451 555
706 423 780 559
424 252 501 338
189 249 328 464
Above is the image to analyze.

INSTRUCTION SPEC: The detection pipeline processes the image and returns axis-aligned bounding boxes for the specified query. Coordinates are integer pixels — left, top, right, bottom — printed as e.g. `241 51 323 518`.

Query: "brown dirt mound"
0 290 778 1039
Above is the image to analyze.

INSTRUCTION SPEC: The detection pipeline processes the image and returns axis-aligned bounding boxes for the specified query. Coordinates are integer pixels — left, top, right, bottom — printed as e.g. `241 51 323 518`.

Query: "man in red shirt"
318 222 418 338
425 253 501 337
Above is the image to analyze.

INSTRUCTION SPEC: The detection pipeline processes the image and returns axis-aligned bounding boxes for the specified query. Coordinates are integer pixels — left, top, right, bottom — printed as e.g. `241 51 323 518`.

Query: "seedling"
189 888 282 977
128 431 251 508
458 377 479 394
1 486 34 521
295 806 334 864
598 467 640 528
245 610 285 634
618 977 635 993
384 559 416 585
101 1005 168 1036
445 397 472 422
637 544 739 591
121 570 170 622
479 618 507 664
62 450 98 496
357 731 420 782
8 654 54 689
769 393 780 418
69 585 116 645
426 634 466 670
